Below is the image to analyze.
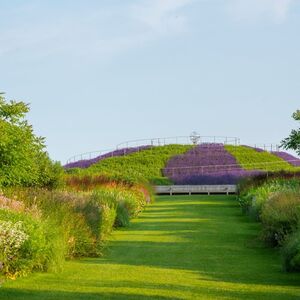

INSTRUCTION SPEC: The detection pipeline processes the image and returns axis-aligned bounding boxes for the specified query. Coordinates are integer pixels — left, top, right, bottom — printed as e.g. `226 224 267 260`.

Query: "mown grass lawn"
1 195 300 299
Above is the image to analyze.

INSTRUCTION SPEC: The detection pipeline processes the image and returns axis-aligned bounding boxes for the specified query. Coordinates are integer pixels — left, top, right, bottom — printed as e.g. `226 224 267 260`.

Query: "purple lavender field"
163 144 262 184
272 151 300 167
64 145 152 169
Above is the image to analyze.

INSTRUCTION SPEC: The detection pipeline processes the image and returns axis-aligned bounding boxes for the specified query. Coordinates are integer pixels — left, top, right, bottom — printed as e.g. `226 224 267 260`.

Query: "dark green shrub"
75 190 117 246
282 229 300 272
238 193 254 215
260 191 300 246
99 204 117 241
150 176 173 185
115 201 130 227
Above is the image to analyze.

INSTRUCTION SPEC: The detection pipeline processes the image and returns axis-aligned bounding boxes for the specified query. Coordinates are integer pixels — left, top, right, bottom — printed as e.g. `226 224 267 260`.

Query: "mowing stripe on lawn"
1 195 300 300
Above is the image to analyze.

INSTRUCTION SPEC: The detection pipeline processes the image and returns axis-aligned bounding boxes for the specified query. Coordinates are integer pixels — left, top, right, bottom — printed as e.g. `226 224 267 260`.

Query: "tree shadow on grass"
0 289 179 300
1 195 300 300
96 195 300 289
1 281 300 300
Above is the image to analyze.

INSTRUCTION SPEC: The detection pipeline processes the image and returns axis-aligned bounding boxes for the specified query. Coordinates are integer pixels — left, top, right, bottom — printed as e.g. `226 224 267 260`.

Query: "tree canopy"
281 110 300 156
0 93 62 187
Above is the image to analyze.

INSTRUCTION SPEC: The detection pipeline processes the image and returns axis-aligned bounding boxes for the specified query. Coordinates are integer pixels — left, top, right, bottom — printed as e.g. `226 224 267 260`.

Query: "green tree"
281 110 300 155
0 93 63 187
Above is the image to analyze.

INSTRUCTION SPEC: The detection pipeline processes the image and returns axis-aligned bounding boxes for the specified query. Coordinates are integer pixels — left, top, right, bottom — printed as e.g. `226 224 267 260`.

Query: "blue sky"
0 0 299 163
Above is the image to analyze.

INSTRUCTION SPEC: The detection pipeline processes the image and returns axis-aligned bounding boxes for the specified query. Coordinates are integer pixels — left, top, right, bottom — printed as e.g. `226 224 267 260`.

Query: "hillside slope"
66 144 300 185
69 145 193 184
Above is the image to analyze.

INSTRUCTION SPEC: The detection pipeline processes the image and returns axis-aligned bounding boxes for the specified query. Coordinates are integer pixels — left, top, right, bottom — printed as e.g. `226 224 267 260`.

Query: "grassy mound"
66 144 300 185
68 145 193 185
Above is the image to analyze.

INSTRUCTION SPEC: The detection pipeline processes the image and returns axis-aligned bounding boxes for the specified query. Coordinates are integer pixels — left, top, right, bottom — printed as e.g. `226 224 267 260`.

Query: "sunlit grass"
1 195 300 299
225 145 299 171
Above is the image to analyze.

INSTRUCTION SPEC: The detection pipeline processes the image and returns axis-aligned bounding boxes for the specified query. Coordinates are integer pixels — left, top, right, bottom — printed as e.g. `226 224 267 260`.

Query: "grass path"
1 195 300 299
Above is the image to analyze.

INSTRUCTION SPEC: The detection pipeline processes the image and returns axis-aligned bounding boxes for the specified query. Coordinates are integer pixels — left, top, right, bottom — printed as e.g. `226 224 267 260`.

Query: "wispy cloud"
0 0 193 61
228 0 294 23
131 0 191 35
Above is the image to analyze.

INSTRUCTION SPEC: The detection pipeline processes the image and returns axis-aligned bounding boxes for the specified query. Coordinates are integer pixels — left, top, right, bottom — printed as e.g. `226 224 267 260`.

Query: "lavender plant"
163 144 260 184
271 151 300 167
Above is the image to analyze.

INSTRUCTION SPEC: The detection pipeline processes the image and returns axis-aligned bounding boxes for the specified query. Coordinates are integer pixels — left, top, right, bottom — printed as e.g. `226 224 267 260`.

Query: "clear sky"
0 0 299 163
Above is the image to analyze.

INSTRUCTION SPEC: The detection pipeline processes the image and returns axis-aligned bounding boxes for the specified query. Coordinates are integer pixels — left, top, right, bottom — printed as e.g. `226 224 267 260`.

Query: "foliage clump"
0 183 152 279
0 93 63 188
238 175 300 272
281 110 300 156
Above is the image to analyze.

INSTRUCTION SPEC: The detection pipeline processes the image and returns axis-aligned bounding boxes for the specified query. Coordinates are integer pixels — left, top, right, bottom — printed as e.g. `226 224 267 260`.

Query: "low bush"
65 173 142 189
3 188 96 259
90 186 151 232
238 171 300 195
150 176 173 185
0 183 151 278
260 191 300 246
282 229 300 272
237 175 300 272
0 209 65 279
0 219 29 278
238 178 300 219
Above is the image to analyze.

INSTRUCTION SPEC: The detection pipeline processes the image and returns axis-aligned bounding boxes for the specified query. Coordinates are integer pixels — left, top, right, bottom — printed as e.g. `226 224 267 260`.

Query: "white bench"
154 185 237 195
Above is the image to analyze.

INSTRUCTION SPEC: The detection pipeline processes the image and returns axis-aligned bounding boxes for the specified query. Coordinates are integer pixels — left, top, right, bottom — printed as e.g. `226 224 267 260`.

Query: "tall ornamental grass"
0 208 65 279
260 191 300 246
282 228 300 272
238 176 300 272
0 184 152 279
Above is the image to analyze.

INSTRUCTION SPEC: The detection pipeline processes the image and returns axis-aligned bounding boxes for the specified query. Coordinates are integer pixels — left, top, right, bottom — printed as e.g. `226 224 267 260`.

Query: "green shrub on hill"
225 145 296 172
74 145 192 183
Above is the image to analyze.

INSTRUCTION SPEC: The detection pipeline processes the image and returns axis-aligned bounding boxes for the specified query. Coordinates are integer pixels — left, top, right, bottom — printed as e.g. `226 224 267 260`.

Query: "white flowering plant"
0 220 28 278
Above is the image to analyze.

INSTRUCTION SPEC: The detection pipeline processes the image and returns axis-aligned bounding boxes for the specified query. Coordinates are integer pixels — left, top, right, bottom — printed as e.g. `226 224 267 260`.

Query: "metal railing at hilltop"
65 135 240 165
65 135 283 166
116 136 240 149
